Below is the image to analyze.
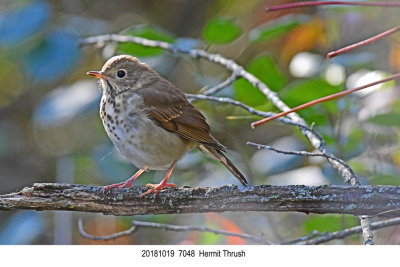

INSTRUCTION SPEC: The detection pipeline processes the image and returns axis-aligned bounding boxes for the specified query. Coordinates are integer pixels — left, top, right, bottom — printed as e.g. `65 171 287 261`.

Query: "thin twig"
132 220 274 244
79 219 274 244
266 1 400 12
281 230 321 245
78 218 137 240
360 215 374 245
247 141 348 166
296 217 400 245
247 141 333 158
328 26 400 58
251 72 400 127
187 94 315 130
78 216 400 245
246 141 356 181
200 71 239 96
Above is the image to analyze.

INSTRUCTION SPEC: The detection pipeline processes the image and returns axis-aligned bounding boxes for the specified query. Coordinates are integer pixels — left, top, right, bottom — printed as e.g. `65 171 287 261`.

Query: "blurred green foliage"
303 215 359 234
249 14 311 43
369 174 400 186
0 58 23 107
203 18 241 44
117 25 175 57
234 54 286 107
280 79 342 125
368 112 400 126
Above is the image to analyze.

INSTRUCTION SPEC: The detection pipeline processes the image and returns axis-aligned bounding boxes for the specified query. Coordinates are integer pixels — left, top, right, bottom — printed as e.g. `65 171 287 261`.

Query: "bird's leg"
140 160 178 198
104 168 146 191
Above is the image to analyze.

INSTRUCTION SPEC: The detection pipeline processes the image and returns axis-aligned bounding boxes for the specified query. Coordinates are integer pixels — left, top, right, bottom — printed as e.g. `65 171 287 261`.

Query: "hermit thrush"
87 55 249 197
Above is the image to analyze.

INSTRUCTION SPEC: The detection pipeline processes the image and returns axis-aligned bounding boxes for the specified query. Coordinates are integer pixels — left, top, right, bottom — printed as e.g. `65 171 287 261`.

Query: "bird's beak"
87 71 107 80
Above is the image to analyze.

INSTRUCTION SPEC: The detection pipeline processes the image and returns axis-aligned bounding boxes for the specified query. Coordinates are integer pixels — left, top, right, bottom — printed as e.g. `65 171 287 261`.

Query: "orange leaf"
389 41 400 71
280 18 327 63
205 213 246 245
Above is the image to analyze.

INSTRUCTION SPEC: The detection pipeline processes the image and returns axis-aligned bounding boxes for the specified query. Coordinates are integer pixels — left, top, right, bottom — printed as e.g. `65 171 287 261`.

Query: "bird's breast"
100 94 193 170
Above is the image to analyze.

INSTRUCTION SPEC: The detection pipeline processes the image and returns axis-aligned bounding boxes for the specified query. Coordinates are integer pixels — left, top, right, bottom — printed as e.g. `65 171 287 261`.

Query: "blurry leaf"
348 160 369 175
234 78 267 107
0 1 50 46
392 149 400 167
0 211 44 244
199 222 224 245
370 174 400 186
217 218 246 245
234 54 286 106
0 58 23 107
148 215 173 224
249 14 310 43
204 213 246 245
389 41 400 71
25 31 80 82
117 26 174 57
303 215 358 234
282 78 340 105
280 19 326 63
280 78 342 124
368 113 400 126
203 18 241 44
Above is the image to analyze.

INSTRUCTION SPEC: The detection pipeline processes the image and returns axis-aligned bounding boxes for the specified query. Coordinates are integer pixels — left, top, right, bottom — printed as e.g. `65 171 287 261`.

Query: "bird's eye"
117 70 126 78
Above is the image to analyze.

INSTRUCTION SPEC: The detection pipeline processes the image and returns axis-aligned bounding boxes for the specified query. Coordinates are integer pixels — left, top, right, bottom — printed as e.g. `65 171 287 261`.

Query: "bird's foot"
140 183 178 198
104 169 145 191
104 180 133 191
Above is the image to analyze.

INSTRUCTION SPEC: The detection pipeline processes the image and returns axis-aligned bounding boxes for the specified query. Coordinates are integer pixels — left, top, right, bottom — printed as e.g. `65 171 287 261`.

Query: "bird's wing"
137 78 225 151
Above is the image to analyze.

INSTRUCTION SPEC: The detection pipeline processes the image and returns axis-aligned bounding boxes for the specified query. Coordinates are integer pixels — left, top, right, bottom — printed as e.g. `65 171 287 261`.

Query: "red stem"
266 1 400 11
328 26 400 58
251 73 400 128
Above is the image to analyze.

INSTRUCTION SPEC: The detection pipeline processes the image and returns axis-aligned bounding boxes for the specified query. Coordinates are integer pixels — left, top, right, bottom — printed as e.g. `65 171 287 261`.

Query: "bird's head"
87 55 153 96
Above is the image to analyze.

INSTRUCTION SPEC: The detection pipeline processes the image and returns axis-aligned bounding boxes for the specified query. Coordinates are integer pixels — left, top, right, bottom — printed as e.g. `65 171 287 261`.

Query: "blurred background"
1 0 400 245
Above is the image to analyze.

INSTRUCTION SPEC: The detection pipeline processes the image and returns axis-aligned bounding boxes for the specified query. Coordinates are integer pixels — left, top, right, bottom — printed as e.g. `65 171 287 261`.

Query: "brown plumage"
87 55 249 197
137 78 224 150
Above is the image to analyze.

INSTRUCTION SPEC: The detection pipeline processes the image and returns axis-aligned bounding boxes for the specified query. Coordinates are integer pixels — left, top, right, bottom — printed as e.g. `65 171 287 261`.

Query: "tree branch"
246 141 356 181
266 1 400 12
78 218 137 241
1 183 400 217
199 71 239 96
327 26 400 58
295 217 400 245
186 94 320 133
78 219 274 244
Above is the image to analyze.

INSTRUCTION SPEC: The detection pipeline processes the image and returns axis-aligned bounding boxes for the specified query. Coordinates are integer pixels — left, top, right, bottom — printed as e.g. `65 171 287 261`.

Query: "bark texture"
0 183 399 216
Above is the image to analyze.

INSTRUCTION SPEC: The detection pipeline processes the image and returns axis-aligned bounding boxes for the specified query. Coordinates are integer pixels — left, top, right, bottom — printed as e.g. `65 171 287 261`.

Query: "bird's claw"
140 183 178 198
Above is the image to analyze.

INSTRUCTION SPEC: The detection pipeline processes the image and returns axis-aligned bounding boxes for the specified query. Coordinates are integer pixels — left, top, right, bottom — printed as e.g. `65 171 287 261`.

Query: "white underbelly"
105 115 191 170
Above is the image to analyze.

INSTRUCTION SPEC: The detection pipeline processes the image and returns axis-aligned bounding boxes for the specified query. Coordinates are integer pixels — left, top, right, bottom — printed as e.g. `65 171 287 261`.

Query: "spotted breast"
100 91 194 170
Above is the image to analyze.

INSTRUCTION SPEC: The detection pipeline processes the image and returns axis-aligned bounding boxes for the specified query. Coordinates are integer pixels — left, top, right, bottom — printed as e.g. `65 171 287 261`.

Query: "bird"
87 55 249 197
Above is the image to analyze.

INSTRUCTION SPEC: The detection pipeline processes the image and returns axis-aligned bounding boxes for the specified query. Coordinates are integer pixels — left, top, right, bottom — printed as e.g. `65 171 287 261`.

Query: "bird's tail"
198 145 249 187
